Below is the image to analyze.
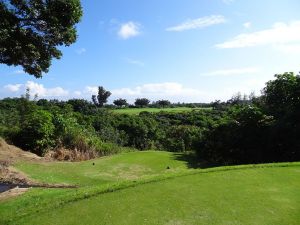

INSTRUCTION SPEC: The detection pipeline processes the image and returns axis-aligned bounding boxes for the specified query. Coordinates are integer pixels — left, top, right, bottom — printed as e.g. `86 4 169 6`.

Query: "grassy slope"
15 151 189 186
111 107 211 115
1 151 299 225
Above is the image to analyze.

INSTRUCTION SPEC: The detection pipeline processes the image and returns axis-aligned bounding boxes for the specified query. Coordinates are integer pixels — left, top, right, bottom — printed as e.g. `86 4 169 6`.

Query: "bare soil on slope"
0 139 76 201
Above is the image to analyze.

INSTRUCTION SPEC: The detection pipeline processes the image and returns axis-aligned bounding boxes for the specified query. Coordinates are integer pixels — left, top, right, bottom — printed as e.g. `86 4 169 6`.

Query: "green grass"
111 107 211 115
17 166 300 225
15 151 189 186
1 151 299 225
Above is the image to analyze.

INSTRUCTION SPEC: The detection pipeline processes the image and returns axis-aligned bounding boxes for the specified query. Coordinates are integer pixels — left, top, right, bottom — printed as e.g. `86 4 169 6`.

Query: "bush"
14 109 55 155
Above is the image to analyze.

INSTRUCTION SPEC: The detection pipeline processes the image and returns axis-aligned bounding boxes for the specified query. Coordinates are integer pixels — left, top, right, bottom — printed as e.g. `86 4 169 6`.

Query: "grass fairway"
1 151 299 225
14 151 189 186
112 107 211 115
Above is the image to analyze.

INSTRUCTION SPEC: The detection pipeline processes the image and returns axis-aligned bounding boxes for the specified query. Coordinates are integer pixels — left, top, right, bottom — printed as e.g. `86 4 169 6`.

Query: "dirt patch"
0 139 43 186
0 138 43 164
0 164 33 185
0 139 77 200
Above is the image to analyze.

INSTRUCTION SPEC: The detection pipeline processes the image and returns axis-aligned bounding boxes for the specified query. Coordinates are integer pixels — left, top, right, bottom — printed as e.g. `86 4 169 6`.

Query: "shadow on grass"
172 152 216 169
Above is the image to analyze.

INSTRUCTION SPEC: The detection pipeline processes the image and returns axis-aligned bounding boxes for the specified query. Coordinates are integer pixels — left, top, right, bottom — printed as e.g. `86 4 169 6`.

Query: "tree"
67 99 94 114
262 72 300 160
15 109 55 155
113 98 128 107
134 98 150 107
262 72 300 117
0 0 82 78
156 100 171 108
92 86 111 107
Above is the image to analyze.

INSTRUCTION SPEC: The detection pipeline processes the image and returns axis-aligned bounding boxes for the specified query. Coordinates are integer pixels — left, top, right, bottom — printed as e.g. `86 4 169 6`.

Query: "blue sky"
1 0 300 103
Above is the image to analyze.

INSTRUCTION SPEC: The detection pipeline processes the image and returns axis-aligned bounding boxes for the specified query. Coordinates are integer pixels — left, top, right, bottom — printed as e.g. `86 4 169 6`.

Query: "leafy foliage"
156 100 171 108
0 0 82 77
92 86 111 107
134 98 150 107
14 109 55 155
113 98 128 107
0 72 299 164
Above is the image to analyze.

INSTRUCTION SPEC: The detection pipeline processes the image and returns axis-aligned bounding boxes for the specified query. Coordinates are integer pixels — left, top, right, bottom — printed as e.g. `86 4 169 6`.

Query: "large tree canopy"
0 0 82 78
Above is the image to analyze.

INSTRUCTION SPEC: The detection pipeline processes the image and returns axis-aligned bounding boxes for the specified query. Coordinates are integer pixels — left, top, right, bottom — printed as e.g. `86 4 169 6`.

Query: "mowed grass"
8 165 300 225
15 151 189 186
112 107 211 115
1 151 300 225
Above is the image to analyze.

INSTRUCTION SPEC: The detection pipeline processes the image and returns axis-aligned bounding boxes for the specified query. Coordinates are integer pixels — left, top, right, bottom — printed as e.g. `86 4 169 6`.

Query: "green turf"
6 165 300 225
111 107 211 115
15 151 190 186
1 151 299 225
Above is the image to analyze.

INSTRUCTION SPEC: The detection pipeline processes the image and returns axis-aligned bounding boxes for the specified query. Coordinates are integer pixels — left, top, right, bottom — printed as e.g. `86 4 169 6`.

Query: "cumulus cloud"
274 44 300 54
3 81 69 98
204 67 260 76
25 81 69 97
73 91 82 96
166 15 226 32
216 21 300 49
118 21 141 39
111 82 203 98
84 86 98 95
4 84 22 92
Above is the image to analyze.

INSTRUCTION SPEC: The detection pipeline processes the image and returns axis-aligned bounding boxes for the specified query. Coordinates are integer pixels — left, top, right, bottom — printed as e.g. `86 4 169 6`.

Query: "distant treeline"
0 72 299 165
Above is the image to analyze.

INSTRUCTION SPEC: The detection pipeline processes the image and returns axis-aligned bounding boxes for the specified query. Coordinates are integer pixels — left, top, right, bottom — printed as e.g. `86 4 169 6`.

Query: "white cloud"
25 81 69 97
125 58 145 66
112 82 203 98
118 21 141 39
3 82 69 98
84 86 98 95
4 84 22 92
74 91 82 96
216 21 300 49
243 22 252 29
81 83 210 102
76 48 86 55
275 44 300 54
204 67 260 76
166 15 226 32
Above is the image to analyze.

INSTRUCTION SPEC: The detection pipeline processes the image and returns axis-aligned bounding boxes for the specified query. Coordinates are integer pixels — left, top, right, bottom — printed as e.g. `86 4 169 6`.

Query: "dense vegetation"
0 72 299 165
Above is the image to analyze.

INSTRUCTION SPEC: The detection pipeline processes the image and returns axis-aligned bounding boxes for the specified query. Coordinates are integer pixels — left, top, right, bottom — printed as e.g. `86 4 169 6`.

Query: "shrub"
14 109 55 155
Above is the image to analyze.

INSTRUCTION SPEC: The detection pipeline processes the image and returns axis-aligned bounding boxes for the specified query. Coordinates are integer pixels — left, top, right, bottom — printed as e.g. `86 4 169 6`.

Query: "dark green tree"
67 99 94 114
262 72 300 117
134 98 150 108
92 86 111 107
262 72 300 160
0 0 82 78
113 98 128 107
156 100 171 108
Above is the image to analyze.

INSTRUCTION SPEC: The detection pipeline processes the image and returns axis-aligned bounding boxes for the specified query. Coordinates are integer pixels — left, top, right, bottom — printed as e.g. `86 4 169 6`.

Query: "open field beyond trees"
111 107 212 115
